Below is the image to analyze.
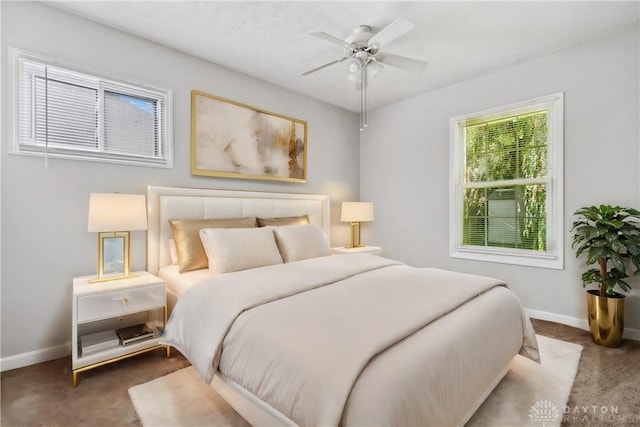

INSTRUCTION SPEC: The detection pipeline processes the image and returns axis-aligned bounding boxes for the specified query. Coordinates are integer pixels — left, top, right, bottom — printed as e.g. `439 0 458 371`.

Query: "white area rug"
129 335 582 427
467 334 582 426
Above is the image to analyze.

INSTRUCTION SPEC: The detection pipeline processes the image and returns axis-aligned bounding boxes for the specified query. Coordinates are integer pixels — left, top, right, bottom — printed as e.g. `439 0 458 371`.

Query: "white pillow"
199 227 283 275
273 224 332 263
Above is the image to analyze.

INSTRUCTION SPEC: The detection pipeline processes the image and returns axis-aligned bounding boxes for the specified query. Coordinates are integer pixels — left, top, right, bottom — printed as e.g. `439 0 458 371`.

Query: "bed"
147 185 539 427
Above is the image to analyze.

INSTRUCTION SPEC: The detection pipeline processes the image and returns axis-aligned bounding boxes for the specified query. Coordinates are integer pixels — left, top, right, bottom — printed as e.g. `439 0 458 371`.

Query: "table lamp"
340 202 375 248
87 193 147 283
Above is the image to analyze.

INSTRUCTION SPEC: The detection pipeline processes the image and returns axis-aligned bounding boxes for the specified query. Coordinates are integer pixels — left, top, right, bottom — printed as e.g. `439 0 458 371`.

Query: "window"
11 49 172 167
449 93 563 269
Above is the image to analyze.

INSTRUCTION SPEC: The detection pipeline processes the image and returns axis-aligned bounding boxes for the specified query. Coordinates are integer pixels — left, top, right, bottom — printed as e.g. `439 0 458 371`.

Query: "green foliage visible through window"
462 111 548 251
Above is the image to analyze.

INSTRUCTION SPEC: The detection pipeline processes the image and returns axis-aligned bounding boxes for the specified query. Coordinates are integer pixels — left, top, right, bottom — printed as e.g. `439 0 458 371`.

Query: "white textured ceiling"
51 1 638 113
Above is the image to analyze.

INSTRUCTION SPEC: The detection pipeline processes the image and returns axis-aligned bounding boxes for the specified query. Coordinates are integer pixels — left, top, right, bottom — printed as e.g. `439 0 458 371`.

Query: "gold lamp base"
345 221 365 248
586 289 625 348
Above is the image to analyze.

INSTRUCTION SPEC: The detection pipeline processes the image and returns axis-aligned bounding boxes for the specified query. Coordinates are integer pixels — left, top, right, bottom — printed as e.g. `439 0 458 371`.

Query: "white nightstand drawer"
77 283 164 323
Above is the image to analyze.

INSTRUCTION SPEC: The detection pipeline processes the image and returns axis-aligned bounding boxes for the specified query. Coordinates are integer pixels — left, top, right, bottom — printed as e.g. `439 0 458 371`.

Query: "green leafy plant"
571 205 640 296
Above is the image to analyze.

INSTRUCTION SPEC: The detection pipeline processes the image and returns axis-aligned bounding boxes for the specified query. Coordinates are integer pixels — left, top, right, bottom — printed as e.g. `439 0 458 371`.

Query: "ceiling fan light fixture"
367 60 383 78
302 17 427 131
355 50 369 61
347 60 382 82
348 59 361 74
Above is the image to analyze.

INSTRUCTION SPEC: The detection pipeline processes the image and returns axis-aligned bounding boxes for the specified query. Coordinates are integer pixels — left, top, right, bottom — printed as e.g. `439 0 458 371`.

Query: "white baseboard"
526 308 640 342
0 343 70 372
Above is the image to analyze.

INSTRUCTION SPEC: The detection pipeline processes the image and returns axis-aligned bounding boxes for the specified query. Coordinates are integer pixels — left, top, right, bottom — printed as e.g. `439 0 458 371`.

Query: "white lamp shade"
341 202 375 222
87 193 148 232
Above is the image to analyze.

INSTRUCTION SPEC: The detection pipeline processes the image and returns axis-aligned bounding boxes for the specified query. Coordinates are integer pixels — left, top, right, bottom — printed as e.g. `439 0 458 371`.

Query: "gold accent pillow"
169 217 257 272
257 215 310 227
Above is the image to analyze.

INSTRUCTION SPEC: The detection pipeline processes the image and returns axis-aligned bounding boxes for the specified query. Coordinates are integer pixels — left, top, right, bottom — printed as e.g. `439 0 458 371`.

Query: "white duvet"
161 254 539 426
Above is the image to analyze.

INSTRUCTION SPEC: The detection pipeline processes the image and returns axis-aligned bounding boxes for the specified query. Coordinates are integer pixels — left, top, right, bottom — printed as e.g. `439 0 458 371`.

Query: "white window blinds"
449 93 564 269
461 110 549 251
103 90 162 158
13 50 172 167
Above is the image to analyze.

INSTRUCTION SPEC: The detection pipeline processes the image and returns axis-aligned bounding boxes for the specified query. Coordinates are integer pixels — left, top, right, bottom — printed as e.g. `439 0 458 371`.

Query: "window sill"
450 246 563 270
9 147 173 169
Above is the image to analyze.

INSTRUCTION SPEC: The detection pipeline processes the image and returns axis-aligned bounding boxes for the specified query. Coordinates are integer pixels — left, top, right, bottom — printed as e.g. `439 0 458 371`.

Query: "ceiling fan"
301 17 428 130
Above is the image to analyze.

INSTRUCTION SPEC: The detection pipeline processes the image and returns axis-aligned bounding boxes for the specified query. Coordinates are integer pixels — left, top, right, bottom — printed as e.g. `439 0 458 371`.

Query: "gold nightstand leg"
163 306 170 358
72 371 78 388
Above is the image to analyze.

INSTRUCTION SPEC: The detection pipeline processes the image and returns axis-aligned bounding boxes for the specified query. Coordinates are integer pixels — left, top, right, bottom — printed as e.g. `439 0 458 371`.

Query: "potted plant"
571 205 640 347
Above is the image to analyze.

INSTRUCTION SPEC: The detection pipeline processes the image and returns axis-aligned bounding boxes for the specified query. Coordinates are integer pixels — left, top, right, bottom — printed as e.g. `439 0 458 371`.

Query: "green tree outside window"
462 111 548 252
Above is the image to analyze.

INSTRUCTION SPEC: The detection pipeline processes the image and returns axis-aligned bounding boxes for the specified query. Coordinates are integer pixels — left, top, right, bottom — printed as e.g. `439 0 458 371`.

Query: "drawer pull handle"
122 297 129 305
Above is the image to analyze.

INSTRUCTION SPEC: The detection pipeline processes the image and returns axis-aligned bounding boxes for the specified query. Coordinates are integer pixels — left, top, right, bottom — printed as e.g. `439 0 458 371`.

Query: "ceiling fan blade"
309 31 349 47
300 57 349 76
375 52 427 73
368 17 415 48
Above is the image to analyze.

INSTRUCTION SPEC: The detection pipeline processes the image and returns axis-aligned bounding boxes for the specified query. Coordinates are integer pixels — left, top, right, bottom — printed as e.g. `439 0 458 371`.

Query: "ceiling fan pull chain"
363 63 368 128
360 63 365 130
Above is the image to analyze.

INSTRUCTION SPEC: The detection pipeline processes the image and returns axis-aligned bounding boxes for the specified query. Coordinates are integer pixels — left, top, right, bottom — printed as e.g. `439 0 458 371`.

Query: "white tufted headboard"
146 186 330 275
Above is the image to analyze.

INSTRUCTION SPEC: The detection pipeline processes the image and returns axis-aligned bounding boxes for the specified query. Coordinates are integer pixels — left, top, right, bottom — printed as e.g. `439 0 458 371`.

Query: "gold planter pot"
586 289 625 348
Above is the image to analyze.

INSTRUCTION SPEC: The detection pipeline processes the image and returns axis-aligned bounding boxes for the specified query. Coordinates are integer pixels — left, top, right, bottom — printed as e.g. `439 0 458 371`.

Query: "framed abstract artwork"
191 90 307 182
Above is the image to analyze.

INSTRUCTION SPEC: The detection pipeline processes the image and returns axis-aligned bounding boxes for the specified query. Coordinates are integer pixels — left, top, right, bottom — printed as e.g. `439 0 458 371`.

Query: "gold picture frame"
191 90 307 182
89 231 133 283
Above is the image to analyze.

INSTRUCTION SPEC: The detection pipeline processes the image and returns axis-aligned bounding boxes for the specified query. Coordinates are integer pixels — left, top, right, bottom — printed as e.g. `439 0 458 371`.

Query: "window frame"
9 48 173 168
449 93 564 269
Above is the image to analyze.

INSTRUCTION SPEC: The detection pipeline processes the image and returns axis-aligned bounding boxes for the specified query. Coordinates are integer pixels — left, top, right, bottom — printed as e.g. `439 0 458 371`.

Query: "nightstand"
332 246 382 256
71 271 167 387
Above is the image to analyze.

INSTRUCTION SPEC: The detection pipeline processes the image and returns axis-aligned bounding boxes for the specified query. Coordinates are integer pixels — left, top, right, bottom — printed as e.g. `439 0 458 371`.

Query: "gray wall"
1 2 359 361
361 24 640 334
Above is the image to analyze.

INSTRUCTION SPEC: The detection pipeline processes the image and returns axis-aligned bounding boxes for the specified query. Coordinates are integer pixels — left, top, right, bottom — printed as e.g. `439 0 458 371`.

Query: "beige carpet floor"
534 320 640 426
1 319 639 426
129 335 581 427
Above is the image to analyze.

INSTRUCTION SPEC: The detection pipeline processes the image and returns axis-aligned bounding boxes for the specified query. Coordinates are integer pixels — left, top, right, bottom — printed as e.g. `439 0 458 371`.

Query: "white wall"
361 24 640 336
0 2 360 366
